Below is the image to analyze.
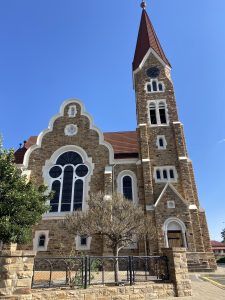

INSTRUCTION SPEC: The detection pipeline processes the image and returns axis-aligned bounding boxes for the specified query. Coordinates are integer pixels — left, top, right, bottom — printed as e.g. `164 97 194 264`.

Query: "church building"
15 1 216 270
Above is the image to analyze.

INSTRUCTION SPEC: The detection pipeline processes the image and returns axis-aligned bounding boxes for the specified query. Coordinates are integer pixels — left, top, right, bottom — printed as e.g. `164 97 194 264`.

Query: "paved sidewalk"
159 267 225 300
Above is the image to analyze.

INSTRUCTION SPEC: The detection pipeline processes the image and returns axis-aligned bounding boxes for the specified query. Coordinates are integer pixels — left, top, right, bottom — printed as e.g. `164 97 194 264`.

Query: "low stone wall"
0 247 192 299
0 248 35 298
32 284 175 300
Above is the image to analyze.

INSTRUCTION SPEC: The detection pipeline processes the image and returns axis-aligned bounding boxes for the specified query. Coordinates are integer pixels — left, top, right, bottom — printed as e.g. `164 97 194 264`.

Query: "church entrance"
167 230 184 247
164 218 187 248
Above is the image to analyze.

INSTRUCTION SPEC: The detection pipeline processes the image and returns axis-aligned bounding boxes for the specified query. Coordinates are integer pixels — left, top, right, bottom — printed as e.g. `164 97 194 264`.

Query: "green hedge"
217 257 225 263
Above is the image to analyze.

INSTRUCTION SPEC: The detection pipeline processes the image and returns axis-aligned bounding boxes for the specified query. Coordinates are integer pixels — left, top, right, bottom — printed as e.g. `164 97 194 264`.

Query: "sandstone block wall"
0 248 35 298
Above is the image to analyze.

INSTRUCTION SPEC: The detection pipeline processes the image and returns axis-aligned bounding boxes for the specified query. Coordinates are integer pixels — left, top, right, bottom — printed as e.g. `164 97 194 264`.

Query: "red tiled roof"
133 9 171 71
211 240 225 248
104 131 139 159
14 131 139 164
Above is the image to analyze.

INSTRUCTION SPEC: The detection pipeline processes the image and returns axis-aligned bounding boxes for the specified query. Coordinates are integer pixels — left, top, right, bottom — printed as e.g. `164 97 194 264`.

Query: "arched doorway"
163 218 187 248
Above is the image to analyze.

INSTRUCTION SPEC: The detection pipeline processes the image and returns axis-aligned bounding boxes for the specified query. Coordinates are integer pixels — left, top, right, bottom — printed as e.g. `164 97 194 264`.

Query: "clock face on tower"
146 67 160 78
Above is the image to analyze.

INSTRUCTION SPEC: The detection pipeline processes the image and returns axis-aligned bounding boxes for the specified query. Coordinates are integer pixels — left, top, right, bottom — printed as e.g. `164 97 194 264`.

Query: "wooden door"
167 231 183 247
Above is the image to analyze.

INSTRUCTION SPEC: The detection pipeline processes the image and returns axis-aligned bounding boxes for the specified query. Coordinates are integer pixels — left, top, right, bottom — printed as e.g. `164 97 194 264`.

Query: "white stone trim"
155 183 188 207
117 170 138 204
23 98 115 168
133 48 171 75
114 158 139 165
142 158 150 162
162 217 187 249
167 200 175 209
75 235 92 251
105 166 113 174
153 166 177 183
147 99 169 127
138 123 147 127
68 105 77 117
189 204 197 210
42 145 94 217
145 78 165 93
33 230 49 252
64 124 78 136
156 135 167 150
173 121 183 125
146 205 155 211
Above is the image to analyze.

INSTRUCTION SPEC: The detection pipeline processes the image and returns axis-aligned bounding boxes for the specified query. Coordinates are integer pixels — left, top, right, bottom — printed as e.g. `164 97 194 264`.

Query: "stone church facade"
15 3 216 270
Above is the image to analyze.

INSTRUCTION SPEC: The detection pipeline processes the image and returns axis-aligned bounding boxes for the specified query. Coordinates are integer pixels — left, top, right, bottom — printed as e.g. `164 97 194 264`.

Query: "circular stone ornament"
146 67 160 78
64 124 78 136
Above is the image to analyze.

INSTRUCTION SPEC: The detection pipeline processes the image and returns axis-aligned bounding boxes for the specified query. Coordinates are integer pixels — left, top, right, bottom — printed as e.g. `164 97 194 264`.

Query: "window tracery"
49 151 89 213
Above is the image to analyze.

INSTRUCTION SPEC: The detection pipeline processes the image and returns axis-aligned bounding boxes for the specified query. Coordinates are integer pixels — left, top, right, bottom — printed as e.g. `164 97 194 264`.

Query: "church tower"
133 1 216 269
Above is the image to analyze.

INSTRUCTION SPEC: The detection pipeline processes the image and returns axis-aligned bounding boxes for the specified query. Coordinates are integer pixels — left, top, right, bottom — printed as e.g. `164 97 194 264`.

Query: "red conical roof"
133 9 171 71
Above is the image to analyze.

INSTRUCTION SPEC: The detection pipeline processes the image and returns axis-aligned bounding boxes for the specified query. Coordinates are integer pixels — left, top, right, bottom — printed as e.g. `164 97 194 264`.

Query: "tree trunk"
113 246 119 285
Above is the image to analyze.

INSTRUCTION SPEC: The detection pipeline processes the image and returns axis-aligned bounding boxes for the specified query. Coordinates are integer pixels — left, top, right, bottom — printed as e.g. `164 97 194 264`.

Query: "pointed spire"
133 3 171 71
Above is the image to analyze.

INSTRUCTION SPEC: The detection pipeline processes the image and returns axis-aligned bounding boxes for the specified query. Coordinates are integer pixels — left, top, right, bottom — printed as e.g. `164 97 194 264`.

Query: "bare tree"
63 192 150 283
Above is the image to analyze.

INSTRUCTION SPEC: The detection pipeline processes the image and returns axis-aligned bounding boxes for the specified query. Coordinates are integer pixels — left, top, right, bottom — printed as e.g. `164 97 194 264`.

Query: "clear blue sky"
0 0 224 241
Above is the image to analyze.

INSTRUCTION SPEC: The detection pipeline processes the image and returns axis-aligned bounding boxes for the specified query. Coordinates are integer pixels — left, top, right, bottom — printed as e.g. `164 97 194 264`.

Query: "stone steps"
188 261 214 273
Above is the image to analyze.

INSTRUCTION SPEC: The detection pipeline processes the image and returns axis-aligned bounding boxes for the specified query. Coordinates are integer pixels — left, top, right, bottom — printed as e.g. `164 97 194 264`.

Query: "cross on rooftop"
140 0 147 9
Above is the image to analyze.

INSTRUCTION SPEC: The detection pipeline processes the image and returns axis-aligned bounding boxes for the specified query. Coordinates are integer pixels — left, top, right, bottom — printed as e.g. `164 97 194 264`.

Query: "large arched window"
117 170 138 203
49 151 89 213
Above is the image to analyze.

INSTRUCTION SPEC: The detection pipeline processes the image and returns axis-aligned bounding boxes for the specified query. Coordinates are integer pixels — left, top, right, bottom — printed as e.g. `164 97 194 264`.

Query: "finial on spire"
141 0 147 10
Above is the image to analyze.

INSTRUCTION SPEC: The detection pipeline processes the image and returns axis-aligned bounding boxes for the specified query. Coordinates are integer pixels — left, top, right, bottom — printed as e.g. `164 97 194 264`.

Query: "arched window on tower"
48 151 89 213
145 79 165 93
149 102 157 125
159 102 167 124
148 100 169 126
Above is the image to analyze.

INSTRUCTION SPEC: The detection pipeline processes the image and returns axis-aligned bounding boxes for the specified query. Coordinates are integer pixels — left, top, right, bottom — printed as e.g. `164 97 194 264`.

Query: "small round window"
49 166 62 178
75 165 88 177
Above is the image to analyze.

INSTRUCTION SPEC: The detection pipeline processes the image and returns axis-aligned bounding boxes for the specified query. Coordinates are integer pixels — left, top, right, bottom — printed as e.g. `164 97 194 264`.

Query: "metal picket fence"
32 255 169 289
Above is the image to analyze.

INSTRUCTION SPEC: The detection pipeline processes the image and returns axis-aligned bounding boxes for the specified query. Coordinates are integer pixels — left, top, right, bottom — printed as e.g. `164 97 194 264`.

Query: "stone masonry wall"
0 247 35 298
32 284 175 300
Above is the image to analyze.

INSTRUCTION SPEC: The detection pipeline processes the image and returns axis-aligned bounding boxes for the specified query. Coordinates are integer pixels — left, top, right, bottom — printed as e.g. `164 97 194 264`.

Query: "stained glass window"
49 151 89 213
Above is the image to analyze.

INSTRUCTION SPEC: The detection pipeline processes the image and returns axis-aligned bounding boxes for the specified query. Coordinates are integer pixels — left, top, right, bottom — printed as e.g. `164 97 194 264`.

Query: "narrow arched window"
158 83 163 91
159 138 164 147
156 170 161 180
122 176 133 201
163 170 168 179
49 151 89 213
152 81 157 91
170 169 175 179
159 102 167 124
38 235 46 248
149 103 157 125
147 84 151 92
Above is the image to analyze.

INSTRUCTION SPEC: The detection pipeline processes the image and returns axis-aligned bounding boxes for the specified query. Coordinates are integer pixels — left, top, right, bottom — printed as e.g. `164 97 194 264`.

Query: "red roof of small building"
133 8 171 71
211 240 225 248
14 131 139 164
